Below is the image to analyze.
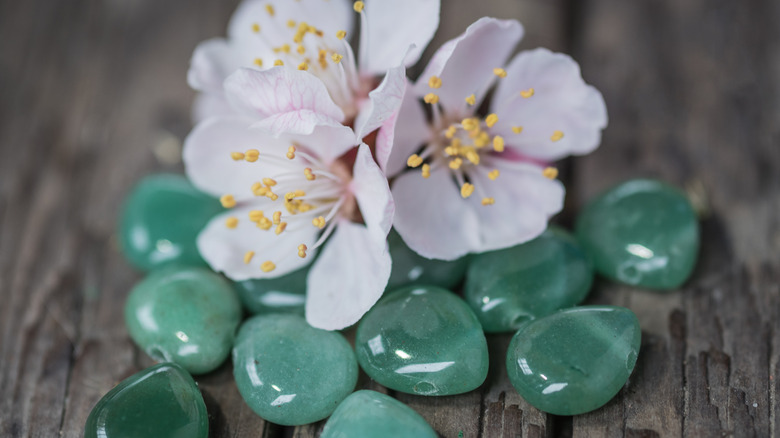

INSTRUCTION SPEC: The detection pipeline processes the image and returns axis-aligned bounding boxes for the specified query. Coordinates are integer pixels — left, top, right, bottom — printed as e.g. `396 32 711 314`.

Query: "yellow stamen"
493 68 507 78
445 125 457 139
551 130 564 142
302 168 315 181
298 62 309 71
261 261 276 272
245 149 260 162
474 131 490 148
254 186 269 197
231 152 245 161
272 211 282 225
423 93 439 105
243 251 255 264
251 182 262 192
296 45 306 55
275 222 287 235
543 167 559 179
461 183 475 198
465 150 480 165
253 58 263 67
512 126 524 134
488 169 500 180
287 19 296 28
312 216 326 229
444 146 459 156
220 195 236 208
225 217 239 228
258 217 272 230
465 94 476 105
285 192 297 201
406 154 423 168
493 136 505 152
331 53 343 63
336 30 347 40
274 59 284 66
265 4 275 16
421 164 431 179
251 23 260 33
294 190 305 197
269 193 279 201
428 75 442 89
462 118 480 131
520 88 535 98
482 197 495 206
249 210 264 221
449 158 463 170
485 113 499 128
287 146 296 159
262 178 277 187
353 1 364 12
298 244 308 258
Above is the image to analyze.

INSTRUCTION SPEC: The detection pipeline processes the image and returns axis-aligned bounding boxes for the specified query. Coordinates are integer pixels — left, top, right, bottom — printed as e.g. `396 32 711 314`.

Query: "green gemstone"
575 179 699 289
233 264 310 315
125 267 242 375
119 174 223 271
506 306 641 415
387 230 469 290
464 226 594 333
84 362 208 438
356 286 489 396
320 390 437 438
233 314 358 425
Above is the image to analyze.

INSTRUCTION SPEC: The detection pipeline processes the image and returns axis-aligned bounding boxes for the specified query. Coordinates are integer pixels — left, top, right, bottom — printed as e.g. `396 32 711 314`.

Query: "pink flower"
385 18 608 260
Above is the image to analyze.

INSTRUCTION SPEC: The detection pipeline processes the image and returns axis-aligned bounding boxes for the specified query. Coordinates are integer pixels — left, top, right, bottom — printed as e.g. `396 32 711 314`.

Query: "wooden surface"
0 0 778 436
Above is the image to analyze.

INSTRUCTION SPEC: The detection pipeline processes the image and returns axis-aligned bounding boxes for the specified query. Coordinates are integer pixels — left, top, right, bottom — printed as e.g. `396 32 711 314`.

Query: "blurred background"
0 0 778 436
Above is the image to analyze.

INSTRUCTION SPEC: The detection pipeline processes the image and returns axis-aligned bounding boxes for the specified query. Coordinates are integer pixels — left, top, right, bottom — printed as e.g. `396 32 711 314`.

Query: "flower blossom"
183 115 394 330
385 18 608 260
188 0 440 164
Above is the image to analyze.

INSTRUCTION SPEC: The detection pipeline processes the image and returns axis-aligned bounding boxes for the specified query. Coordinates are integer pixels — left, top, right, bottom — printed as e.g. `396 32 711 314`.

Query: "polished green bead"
233 264 310 315
387 230 469 290
356 286 489 396
233 314 358 425
119 174 223 271
464 226 594 333
84 363 208 438
125 267 242 375
575 179 699 289
320 390 437 438
506 306 641 415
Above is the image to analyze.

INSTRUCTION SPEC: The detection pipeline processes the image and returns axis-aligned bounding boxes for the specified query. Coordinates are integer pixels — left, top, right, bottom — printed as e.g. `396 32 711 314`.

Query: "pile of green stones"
85 175 700 437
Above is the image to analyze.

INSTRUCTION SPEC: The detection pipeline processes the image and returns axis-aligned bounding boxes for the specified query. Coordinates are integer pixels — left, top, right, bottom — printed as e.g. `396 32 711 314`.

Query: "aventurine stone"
506 306 641 415
233 314 358 425
119 174 223 271
84 362 208 438
464 226 593 333
233 264 310 315
320 390 437 438
575 179 699 289
356 286 489 396
387 230 469 290
125 267 242 375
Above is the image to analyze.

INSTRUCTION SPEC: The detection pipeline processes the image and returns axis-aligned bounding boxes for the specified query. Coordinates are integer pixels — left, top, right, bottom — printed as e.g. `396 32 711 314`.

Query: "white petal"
187 38 244 93
306 219 391 330
491 48 608 160
224 68 345 135
392 165 481 260
359 0 440 74
183 117 292 200
413 17 523 113
197 206 319 281
383 84 431 177
351 144 394 243
288 123 358 165
354 65 406 142
191 92 237 123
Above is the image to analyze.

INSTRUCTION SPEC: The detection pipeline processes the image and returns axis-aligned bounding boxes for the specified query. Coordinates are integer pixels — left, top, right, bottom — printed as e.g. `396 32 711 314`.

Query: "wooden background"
1 0 778 436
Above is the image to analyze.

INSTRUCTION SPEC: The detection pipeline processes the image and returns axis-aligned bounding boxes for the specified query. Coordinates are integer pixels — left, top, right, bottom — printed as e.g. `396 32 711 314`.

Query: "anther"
287 19 296 28
512 126 524 134
482 197 495 206
543 167 559 179
251 23 260 33
449 158 463 170
258 217 272 230
461 183 475 198
421 163 431 179
273 211 282 225
423 93 439 104
245 149 260 162
493 68 507 78
312 216 326 229
445 125 457 139
220 194 236 208
287 146 296 159
298 244 308 258
275 222 287 235
474 132 490 148
520 88 535 98
462 118 480 131
353 1 365 12
488 169 500 180
225 217 239 228
265 4 275 16
331 53 343 63
336 30 347 40
274 59 284 66
249 210 264 221
465 94 476 105
465 150 480 165
297 45 305 55
304 168 316 181
262 178 277 187
298 62 309 71
493 136 505 152
244 251 255 264
253 58 263 67
485 113 499 128
269 193 279 201
231 152 245 160
407 154 423 168
550 130 564 142
428 75 442 89
261 261 276 272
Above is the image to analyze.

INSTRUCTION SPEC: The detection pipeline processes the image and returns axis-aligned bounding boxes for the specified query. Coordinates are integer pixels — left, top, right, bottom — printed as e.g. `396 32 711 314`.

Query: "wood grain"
0 0 777 437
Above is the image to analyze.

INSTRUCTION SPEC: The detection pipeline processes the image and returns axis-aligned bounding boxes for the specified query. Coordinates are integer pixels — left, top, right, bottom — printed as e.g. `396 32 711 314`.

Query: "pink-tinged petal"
354 65 406 142
197 206 319 281
466 158 564 252
191 92 237 123
306 219 391 330
491 48 608 160
289 123 358 165
224 68 345 135
392 165 481 260
414 17 523 113
359 0 440 74
188 38 244 93
183 117 291 200
383 84 431 177
351 144 394 243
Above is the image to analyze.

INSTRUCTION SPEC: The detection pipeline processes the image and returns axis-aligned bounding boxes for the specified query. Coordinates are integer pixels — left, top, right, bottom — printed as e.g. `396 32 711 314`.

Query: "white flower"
188 0 440 166
385 18 608 260
183 116 394 330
